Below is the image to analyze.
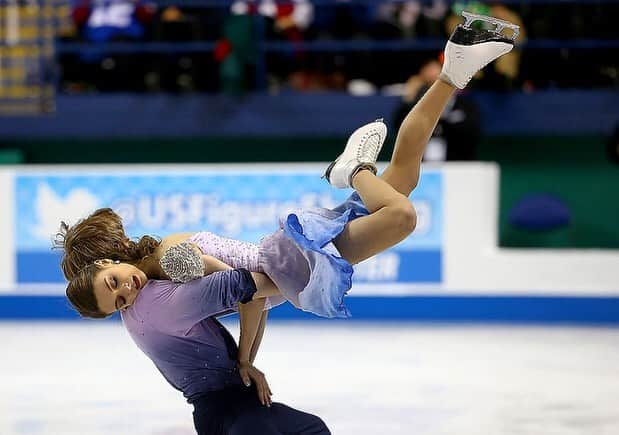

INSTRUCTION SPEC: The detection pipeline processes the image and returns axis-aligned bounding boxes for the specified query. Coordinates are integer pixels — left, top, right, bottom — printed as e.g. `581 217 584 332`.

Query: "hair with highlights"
53 208 160 280
65 263 108 319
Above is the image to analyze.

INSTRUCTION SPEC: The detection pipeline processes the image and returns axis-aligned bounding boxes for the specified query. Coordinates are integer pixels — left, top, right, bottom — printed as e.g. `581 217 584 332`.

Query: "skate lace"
357 131 382 161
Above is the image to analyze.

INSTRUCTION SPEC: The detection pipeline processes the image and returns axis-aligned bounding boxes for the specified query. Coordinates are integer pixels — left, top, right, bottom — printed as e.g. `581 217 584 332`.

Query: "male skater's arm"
198 254 274 367
197 258 277 367
197 256 277 368
238 271 281 407
238 297 272 406
239 272 279 365
237 271 279 381
170 267 274 405
238 297 266 364
163 249 277 406
198 256 268 368
250 311 268 364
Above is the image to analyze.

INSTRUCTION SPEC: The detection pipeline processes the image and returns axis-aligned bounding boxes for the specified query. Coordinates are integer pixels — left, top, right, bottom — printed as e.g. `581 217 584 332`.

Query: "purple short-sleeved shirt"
121 269 257 402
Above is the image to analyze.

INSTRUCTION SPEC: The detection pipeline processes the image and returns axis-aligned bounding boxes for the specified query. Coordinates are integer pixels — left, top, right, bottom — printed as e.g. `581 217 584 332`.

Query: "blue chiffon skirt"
258 192 369 318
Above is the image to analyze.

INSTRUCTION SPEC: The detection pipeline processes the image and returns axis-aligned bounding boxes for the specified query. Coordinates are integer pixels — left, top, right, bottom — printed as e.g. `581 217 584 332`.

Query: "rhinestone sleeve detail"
159 242 205 283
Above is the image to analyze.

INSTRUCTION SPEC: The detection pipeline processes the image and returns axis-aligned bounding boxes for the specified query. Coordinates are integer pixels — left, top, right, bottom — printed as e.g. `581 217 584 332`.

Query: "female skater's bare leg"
334 170 416 265
329 12 519 265
382 12 521 196
381 80 455 196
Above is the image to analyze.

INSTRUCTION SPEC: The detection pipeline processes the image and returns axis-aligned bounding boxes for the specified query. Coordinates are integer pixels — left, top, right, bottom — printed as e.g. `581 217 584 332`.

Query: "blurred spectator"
372 0 448 39
445 2 526 90
228 1 316 94
55 0 617 93
155 6 198 41
70 0 156 91
392 59 481 161
73 0 155 43
213 14 257 94
231 0 314 41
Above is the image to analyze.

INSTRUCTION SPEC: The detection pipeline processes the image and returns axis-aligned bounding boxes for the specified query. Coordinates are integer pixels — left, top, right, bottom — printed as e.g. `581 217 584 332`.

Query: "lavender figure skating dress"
161 193 369 318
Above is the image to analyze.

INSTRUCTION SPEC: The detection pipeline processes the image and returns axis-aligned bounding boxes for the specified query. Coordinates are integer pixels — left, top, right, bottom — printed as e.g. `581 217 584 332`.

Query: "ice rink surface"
2 321 618 435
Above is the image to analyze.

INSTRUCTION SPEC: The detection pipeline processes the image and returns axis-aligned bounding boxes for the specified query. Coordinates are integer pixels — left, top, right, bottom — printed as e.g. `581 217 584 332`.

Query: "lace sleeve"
159 242 205 283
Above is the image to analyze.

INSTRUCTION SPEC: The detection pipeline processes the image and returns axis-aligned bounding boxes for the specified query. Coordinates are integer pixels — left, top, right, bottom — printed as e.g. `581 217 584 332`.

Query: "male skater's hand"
238 361 273 407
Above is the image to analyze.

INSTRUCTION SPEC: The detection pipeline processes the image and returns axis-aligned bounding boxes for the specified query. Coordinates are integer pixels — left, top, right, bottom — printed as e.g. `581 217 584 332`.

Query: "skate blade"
461 11 520 41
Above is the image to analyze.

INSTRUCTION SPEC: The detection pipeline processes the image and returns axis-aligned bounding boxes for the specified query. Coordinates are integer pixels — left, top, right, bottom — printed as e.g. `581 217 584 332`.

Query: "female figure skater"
61 13 518 435
61 13 518 319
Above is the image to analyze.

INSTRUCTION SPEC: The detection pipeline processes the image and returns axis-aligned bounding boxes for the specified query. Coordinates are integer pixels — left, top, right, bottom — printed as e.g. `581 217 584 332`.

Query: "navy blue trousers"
192 386 331 435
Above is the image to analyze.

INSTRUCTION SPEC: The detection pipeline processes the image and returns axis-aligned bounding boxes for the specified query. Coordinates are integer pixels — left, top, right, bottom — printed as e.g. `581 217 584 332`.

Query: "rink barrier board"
16 250 442 284
1 295 618 324
2 164 618 309
7 166 444 287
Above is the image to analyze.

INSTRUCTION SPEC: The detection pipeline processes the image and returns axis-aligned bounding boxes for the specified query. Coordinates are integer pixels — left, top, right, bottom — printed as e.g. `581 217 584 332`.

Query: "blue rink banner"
15 168 443 285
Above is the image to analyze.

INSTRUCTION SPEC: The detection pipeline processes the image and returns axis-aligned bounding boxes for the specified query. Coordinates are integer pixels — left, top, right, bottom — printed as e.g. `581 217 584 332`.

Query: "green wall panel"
479 136 618 249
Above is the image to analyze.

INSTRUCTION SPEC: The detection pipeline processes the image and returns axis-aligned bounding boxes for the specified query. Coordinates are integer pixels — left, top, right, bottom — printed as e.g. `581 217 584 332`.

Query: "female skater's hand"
238 361 273 407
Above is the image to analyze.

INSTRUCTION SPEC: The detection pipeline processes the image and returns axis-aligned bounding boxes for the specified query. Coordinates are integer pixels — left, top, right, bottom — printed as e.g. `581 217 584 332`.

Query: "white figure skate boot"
323 119 387 189
441 11 520 89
